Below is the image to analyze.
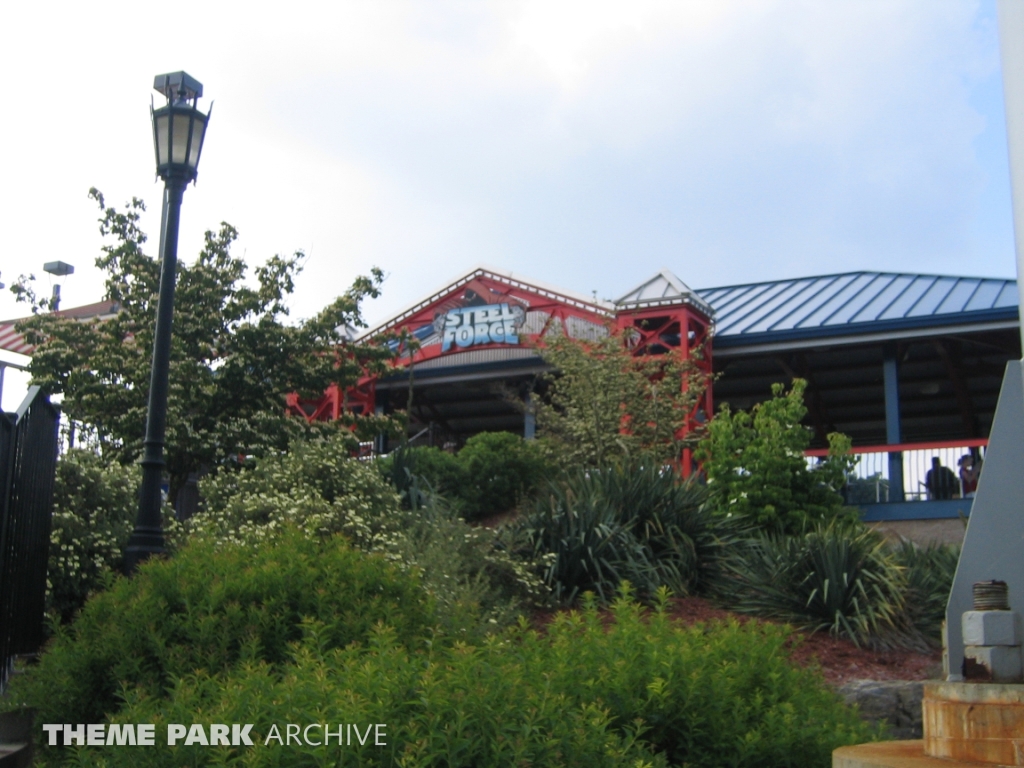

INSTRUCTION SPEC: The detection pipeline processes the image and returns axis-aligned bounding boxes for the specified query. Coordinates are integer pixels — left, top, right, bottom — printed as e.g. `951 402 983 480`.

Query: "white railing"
806 439 988 504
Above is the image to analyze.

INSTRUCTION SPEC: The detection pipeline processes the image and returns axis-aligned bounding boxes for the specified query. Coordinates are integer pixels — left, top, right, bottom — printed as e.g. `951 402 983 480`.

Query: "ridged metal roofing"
695 272 1019 346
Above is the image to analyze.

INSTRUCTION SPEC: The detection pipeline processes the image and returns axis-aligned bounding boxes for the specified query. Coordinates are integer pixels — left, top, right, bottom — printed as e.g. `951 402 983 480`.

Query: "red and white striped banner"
0 300 118 357
0 322 33 355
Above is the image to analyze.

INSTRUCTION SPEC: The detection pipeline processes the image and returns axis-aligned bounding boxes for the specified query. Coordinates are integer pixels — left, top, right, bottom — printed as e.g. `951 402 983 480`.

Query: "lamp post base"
123 527 166 574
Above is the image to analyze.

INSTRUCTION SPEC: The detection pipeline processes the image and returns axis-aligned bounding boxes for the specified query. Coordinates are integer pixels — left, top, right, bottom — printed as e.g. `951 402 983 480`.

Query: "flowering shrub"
189 432 549 632
47 450 177 624
187 435 402 547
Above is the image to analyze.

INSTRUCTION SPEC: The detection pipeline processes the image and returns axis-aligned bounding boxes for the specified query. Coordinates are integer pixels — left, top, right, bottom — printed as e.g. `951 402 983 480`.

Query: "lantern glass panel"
170 111 192 166
154 110 170 167
187 116 206 170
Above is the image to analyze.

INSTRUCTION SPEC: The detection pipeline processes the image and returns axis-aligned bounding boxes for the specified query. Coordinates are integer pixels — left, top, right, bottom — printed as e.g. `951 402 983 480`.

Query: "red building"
286 266 713 460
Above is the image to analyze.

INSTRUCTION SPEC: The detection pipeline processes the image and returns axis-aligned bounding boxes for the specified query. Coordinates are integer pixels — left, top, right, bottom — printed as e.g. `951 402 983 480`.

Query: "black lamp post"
124 71 211 573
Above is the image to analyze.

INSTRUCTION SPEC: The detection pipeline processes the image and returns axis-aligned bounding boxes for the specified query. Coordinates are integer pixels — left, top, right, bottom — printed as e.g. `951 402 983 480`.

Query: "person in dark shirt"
925 457 958 500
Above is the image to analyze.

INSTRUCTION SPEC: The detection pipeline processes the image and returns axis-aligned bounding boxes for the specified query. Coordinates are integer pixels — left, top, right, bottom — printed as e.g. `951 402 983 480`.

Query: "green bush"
894 539 960 644
695 380 857 534
369 490 549 637
379 444 467 512
457 431 552 519
512 459 735 603
48 589 875 768
383 433 552 520
6 529 434 727
535 328 708 468
714 521 913 648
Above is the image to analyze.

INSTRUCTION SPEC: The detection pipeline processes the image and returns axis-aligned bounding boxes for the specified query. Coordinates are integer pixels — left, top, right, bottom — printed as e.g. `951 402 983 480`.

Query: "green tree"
14 190 401 501
694 379 855 533
535 328 708 467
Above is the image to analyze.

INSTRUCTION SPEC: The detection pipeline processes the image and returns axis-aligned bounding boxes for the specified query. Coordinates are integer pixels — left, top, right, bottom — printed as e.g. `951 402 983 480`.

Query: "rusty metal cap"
973 580 1010 611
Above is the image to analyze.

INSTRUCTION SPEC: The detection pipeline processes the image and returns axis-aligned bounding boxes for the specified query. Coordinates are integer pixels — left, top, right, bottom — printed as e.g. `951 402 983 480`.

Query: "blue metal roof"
696 272 1019 348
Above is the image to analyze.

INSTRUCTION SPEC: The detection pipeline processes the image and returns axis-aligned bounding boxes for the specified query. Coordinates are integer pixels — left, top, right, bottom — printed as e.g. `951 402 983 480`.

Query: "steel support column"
883 343 904 502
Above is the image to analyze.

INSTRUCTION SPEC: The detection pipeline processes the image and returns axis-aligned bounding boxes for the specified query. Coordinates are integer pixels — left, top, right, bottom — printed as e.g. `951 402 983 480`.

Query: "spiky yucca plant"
514 458 739 603
893 539 960 644
715 521 913 648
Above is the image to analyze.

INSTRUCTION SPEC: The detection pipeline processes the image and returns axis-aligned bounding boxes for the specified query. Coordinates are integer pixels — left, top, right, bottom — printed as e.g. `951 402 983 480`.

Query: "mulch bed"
664 597 942 686
531 596 942 688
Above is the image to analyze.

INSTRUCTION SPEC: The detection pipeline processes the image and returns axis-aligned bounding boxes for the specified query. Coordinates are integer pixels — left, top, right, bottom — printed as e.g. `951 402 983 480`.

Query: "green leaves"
192 435 547 636
513 458 735 604
25 589 874 768
893 539 960 642
13 190 400 502
535 328 708 468
386 433 554 520
8 530 435 729
695 379 856 533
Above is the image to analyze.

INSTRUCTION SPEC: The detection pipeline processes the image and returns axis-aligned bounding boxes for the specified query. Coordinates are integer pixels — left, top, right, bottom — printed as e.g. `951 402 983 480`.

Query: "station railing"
805 438 989 504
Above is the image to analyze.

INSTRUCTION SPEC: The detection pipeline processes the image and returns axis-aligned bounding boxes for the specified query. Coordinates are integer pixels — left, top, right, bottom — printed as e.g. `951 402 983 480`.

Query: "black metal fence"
0 386 60 690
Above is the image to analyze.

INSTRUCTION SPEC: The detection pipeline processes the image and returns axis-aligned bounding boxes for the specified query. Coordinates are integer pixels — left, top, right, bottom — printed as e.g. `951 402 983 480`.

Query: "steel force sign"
438 303 525 353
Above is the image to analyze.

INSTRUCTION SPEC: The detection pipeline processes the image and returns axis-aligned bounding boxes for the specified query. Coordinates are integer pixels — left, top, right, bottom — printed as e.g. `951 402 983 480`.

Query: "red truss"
615 306 713 477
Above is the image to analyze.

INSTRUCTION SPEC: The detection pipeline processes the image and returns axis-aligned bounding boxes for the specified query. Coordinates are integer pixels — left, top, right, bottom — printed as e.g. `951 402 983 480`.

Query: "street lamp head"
151 71 211 183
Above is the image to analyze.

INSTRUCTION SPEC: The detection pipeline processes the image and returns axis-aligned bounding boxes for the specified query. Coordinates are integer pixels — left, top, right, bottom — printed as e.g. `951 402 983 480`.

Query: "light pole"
42 260 74 311
123 71 211 573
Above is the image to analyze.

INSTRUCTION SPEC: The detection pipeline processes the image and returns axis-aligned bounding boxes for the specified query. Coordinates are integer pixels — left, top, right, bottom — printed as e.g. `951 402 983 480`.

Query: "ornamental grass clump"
48 587 876 768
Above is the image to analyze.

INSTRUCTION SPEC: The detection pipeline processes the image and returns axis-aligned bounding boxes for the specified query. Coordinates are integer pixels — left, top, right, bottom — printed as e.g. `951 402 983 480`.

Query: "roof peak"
615 268 713 315
360 264 615 339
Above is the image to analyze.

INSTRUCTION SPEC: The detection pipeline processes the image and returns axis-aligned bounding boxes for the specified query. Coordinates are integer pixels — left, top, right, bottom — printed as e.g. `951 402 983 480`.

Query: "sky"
0 0 1017 409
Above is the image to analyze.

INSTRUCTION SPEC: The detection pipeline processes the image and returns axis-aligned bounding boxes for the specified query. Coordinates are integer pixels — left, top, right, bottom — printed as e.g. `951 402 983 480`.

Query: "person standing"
925 457 958 500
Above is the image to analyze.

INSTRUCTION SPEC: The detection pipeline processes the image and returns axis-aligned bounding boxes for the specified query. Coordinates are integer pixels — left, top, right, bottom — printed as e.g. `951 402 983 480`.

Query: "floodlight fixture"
43 261 74 277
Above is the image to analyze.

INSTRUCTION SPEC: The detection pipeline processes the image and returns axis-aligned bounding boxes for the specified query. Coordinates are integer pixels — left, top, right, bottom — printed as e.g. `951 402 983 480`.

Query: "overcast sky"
0 0 1017 408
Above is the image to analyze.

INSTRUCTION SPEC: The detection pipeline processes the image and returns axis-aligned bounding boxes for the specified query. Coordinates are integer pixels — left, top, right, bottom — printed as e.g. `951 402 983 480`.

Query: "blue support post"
883 344 904 502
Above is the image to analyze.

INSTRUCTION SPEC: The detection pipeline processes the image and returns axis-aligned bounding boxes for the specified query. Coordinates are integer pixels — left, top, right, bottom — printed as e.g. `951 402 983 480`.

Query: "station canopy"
364 266 1019 448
